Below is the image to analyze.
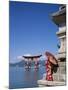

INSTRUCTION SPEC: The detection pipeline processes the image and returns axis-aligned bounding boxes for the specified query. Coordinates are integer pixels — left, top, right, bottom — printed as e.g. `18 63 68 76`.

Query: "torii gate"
23 55 42 69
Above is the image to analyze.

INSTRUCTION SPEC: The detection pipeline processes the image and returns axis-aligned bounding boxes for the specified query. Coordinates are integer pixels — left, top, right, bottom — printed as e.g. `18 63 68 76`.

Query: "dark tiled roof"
51 8 66 17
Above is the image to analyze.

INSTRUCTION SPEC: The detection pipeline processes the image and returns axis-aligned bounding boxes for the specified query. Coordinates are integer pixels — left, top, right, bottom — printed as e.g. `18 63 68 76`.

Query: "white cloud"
17 56 23 60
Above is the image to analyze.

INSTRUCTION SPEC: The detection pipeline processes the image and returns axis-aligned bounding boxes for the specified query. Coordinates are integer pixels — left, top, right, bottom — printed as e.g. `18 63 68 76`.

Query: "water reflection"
9 66 46 89
33 69 39 81
25 69 31 82
24 68 40 87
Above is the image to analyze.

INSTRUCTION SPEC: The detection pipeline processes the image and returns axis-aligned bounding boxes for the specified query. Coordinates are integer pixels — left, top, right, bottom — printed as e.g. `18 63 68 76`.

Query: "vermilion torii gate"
23 55 42 69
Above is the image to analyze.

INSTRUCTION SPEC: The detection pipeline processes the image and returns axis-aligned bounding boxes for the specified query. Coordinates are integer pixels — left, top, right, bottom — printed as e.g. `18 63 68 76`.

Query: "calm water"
9 66 46 89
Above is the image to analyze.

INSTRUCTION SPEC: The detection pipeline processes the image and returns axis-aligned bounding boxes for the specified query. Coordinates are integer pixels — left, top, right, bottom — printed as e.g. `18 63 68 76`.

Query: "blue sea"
9 66 46 89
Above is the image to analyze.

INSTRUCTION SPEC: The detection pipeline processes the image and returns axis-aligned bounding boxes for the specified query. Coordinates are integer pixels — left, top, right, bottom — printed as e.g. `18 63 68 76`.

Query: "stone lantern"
51 5 66 83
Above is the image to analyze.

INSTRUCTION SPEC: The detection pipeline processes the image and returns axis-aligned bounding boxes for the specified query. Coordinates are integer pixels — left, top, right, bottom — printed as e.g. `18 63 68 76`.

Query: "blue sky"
9 1 60 63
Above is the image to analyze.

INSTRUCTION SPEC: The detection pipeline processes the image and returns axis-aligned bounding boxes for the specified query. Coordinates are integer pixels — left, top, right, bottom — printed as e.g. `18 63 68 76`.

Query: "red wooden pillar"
34 58 39 69
25 58 31 69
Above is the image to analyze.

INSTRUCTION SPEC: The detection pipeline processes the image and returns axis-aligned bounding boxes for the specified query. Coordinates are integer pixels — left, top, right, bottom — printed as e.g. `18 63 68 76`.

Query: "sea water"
9 66 46 89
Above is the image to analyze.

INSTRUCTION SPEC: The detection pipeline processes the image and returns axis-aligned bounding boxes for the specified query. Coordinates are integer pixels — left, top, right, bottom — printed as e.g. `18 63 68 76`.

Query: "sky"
9 1 60 63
